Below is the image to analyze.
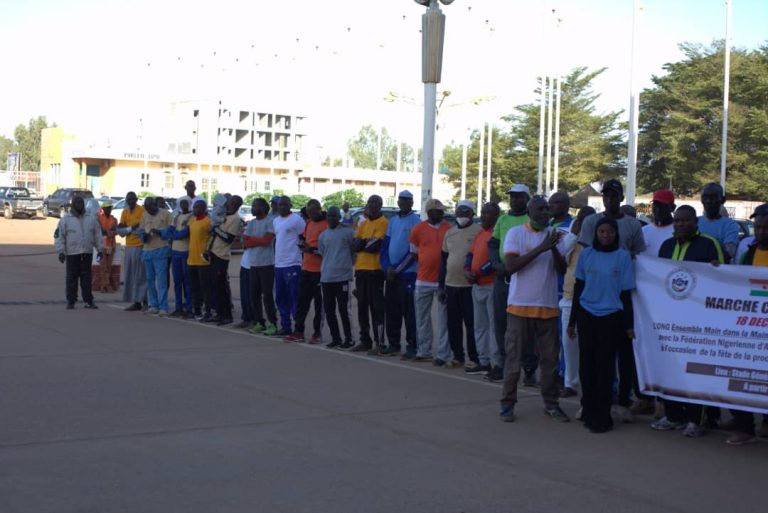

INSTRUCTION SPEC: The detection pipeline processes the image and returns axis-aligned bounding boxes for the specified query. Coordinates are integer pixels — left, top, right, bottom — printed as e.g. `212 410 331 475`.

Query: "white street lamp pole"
477 123 485 208
485 121 492 203
720 0 732 192
626 0 641 205
418 0 451 212
545 75 554 196
537 77 546 195
553 76 562 192
460 128 468 200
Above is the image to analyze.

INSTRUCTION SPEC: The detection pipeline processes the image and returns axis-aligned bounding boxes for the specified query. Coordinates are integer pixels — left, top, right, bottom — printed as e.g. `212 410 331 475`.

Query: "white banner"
634 255 768 413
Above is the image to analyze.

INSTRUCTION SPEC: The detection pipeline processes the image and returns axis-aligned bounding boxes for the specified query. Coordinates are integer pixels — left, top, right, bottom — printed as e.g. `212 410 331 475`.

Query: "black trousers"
65 253 93 304
729 409 756 435
355 270 385 346
385 277 417 353
616 331 651 406
664 400 703 425
577 309 622 431
250 265 277 325
189 265 212 316
322 281 352 343
295 271 322 334
210 254 232 320
446 286 478 363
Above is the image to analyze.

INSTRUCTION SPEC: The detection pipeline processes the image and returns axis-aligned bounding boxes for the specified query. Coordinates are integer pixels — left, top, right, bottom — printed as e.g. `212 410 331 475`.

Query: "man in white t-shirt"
642 189 676 257
499 196 569 423
272 196 306 336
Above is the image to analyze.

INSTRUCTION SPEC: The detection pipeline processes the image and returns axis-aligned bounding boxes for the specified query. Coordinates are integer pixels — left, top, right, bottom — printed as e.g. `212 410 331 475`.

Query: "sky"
0 0 766 158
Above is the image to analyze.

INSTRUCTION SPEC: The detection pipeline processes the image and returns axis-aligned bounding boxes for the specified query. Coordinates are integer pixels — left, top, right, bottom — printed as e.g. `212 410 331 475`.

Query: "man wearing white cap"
380 190 421 359
486 184 530 382
439 200 483 371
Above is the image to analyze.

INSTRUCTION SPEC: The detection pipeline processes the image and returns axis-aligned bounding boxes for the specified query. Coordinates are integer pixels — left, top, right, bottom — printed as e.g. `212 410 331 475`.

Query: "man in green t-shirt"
486 184 530 382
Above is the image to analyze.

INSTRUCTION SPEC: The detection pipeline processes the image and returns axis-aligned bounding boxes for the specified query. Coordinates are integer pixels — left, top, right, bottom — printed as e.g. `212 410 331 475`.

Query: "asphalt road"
0 216 766 513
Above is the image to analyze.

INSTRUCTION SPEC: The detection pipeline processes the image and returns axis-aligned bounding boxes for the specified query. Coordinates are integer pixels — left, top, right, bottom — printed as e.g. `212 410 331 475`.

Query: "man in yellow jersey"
186 199 213 321
350 195 388 354
117 191 147 311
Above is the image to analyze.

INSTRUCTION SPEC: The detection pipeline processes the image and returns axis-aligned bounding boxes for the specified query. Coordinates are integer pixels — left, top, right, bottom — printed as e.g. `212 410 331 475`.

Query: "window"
264 181 271 192
164 174 174 190
140 173 150 188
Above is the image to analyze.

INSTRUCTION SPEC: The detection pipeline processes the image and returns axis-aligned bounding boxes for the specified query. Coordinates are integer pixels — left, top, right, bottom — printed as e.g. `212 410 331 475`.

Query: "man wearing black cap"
578 178 646 422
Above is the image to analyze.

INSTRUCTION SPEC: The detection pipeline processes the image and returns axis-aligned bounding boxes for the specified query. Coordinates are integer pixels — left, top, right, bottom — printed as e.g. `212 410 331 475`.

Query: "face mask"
456 217 472 227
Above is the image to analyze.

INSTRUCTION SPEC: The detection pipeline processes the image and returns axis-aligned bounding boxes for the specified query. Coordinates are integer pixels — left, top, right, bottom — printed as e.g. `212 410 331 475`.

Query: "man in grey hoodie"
318 206 356 349
54 195 104 309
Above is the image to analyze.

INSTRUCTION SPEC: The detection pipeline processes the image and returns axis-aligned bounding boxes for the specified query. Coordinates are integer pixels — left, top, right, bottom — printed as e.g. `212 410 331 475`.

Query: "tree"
13 116 49 171
321 188 366 208
289 194 312 208
346 124 416 171
638 42 768 198
0 135 15 169
441 67 625 202
244 189 286 207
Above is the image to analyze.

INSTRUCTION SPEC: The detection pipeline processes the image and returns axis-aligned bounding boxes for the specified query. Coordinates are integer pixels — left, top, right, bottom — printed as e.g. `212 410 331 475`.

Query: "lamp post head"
414 0 455 6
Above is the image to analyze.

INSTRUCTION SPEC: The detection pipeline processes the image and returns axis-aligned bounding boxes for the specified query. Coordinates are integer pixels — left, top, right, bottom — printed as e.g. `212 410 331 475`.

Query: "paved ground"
0 216 766 513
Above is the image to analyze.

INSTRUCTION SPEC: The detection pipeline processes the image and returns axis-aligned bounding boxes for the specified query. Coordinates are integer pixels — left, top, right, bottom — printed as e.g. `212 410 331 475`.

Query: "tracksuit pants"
275 265 301 332
250 265 277 326
355 270 385 347
384 277 417 354
171 250 192 312
322 281 352 344
295 271 323 335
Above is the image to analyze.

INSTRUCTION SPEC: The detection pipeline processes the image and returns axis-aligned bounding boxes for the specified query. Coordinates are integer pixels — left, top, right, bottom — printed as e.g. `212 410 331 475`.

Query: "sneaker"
84 302 98 310
216 318 233 326
413 355 432 362
367 346 382 356
575 407 583 421
484 366 503 382
235 321 251 329
477 364 491 375
183 311 196 319
379 346 401 357
629 398 656 415
157 310 169 318
170 310 184 318
308 334 322 345
146 307 159 315
464 362 483 374
274 329 293 338
432 358 446 367
262 323 278 337
401 350 416 361
523 372 538 387
284 332 305 342
339 341 355 350
499 406 515 423
683 422 706 438
561 387 579 398
726 431 757 446
350 344 371 353
125 302 142 311
249 322 266 334
544 405 571 422
200 314 216 323
326 340 342 349
66 303 75 310
650 416 686 431
445 359 464 369
612 405 634 424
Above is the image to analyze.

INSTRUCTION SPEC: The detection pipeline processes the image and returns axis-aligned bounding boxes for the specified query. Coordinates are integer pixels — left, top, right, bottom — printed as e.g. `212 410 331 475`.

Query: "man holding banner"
647 206 724 437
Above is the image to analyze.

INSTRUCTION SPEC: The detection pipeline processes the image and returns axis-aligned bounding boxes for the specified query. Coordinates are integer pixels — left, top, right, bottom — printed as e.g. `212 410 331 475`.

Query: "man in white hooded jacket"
54 195 104 309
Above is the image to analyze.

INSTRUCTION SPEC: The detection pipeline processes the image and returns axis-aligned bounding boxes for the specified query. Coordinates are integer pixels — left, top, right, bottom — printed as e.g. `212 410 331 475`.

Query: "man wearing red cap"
642 190 676 258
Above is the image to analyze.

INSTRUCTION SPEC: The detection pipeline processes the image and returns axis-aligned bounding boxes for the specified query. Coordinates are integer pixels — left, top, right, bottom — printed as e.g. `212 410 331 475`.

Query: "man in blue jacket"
380 190 421 359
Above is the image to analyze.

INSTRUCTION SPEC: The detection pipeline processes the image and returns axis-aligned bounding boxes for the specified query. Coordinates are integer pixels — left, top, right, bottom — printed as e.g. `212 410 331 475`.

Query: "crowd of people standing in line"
53 178 768 445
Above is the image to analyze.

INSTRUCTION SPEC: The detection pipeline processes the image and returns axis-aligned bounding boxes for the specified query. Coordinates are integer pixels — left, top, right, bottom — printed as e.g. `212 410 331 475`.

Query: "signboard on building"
7 152 20 172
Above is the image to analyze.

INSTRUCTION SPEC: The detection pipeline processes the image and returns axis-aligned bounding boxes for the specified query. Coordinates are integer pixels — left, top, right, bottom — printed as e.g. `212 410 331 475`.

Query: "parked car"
110 197 176 222
0 186 44 218
43 188 93 217
734 219 754 240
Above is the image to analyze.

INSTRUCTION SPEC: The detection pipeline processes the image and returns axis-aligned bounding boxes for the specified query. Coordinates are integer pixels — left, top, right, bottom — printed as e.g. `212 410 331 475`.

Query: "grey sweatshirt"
317 225 355 283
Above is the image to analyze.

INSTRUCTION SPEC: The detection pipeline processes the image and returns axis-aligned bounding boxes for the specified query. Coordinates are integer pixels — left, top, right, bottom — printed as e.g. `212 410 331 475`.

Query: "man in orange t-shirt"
409 199 451 363
465 202 501 374
98 201 118 292
286 199 328 343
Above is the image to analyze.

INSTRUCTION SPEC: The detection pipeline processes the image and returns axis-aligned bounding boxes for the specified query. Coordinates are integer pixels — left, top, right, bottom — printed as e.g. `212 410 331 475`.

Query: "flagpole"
626 0 641 205
720 0 732 193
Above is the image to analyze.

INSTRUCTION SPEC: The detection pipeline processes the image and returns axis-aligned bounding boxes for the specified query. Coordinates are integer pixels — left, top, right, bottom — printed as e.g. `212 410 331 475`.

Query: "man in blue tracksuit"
380 190 421 359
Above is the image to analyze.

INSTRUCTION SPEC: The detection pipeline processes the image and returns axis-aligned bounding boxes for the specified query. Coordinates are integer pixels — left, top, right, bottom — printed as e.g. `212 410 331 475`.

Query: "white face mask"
456 217 472 227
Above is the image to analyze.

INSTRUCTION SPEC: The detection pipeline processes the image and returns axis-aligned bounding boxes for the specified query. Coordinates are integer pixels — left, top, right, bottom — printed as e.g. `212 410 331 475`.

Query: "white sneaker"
651 416 686 431
683 422 706 438
157 310 168 317
146 307 159 315
611 404 635 423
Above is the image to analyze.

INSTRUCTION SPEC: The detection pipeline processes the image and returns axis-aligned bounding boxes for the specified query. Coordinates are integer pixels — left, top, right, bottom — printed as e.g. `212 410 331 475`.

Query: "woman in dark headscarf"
568 217 635 433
